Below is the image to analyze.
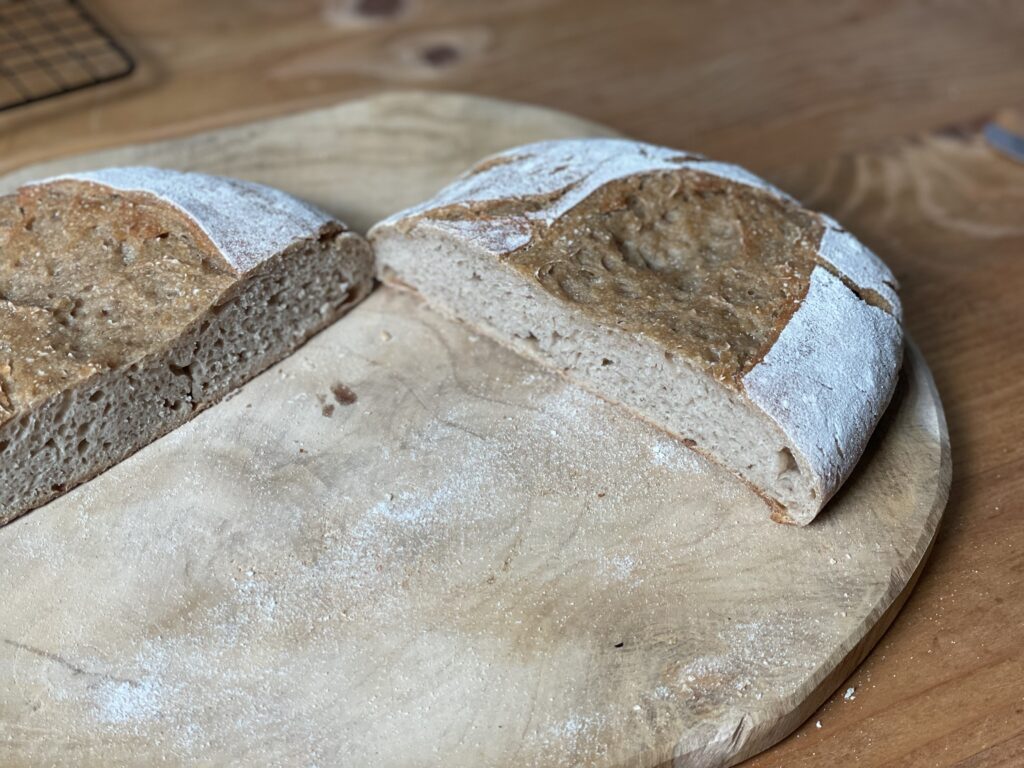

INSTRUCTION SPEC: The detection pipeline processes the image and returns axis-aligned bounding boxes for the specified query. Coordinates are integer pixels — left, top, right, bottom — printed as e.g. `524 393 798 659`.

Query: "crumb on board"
331 382 358 405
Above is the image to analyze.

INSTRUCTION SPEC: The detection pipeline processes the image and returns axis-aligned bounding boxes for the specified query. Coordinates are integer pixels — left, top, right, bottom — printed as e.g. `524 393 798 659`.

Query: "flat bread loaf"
0 167 373 526
369 139 903 525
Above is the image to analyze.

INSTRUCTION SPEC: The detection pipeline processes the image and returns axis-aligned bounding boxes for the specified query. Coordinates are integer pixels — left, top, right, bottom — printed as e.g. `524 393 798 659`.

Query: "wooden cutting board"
0 92 949 768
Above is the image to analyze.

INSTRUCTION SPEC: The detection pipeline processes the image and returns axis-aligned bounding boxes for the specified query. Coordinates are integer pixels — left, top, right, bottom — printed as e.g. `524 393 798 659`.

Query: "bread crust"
31 167 339 274
0 167 373 525
369 139 904 523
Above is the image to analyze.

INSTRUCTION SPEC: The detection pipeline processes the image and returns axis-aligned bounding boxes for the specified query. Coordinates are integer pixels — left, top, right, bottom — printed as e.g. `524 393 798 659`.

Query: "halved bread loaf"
0 167 374 526
369 139 903 525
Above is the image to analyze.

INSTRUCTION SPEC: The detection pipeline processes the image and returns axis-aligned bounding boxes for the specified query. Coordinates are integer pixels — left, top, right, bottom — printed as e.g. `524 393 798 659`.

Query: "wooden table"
2 2 1022 765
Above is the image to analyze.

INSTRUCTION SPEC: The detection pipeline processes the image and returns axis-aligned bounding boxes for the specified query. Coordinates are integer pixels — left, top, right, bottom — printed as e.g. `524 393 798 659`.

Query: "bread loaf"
0 167 373 526
369 139 903 525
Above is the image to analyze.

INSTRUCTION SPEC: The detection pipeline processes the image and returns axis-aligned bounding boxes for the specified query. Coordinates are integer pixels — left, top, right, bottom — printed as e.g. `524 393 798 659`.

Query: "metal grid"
0 0 134 112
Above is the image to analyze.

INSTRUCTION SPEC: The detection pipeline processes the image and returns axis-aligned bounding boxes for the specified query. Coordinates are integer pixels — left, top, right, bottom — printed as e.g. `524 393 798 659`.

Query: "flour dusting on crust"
817 215 902 319
373 138 795 255
377 138 697 229
742 266 903 513
682 159 797 202
372 137 905 523
33 167 337 274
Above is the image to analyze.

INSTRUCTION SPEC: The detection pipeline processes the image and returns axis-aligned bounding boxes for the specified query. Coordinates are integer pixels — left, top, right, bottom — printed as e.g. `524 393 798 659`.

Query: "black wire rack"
0 0 134 112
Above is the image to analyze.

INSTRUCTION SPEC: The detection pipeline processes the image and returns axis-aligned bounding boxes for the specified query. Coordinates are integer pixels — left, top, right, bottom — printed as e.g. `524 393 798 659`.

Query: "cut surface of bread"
0 167 374 526
369 139 903 525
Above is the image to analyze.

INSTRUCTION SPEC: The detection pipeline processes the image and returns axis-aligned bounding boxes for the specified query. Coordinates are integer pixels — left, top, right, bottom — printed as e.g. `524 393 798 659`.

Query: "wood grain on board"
746 119 1024 767
0 93 947 768
2 1 1024 175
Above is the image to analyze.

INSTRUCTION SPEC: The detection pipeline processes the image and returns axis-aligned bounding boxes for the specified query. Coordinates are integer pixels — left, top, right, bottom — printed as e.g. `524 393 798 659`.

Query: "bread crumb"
331 383 358 405
816 720 822 729
844 687 856 701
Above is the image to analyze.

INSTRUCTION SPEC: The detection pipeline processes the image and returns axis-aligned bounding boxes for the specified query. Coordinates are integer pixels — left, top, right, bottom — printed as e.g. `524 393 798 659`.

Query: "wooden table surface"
2 2 1022 765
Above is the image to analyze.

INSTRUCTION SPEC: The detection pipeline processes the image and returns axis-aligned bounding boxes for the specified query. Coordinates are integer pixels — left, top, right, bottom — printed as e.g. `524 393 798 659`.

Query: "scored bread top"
371 138 904 514
742 265 902 493
0 169 341 425
31 167 339 274
376 139 900 317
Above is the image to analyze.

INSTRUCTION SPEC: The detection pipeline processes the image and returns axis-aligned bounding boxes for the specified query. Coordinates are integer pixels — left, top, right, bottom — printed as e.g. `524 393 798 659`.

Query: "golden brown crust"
499 170 825 387
0 183 238 425
405 165 895 392
372 137 905 524
34 181 242 276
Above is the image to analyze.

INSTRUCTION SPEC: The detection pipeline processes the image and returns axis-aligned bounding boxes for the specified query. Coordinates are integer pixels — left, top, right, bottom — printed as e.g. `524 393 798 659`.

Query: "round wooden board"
0 93 949 768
